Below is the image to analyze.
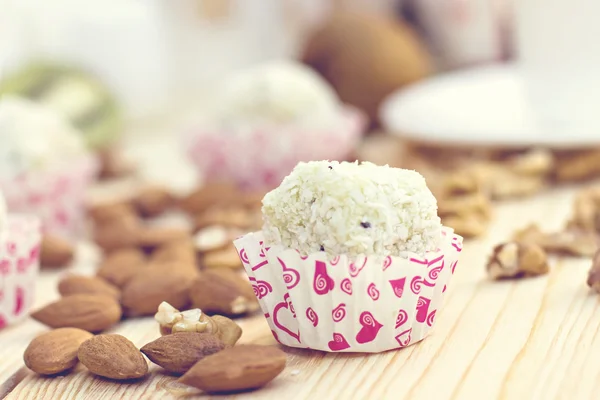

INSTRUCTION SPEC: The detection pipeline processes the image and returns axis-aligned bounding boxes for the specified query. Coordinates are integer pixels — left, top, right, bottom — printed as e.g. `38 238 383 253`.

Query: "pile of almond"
24 302 286 394
26 181 286 392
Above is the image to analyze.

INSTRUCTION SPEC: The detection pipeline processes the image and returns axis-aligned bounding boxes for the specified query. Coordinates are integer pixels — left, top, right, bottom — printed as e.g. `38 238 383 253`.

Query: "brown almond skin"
203 244 243 270
141 332 225 374
121 269 193 316
179 345 286 393
88 202 136 225
58 275 120 300
96 248 146 288
94 214 141 253
137 227 191 253
24 328 93 375
177 183 239 215
40 235 75 268
152 239 197 265
133 187 173 218
78 334 148 380
31 294 122 332
189 269 258 316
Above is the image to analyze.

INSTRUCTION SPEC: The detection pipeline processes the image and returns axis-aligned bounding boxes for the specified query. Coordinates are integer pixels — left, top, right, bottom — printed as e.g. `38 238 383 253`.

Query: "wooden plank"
2 136 600 399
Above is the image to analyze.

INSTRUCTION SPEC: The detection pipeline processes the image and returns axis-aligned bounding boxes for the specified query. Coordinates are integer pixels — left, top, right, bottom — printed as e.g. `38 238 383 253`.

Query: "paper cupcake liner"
184 107 365 190
0 215 41 330
234 227 463 353
0 155 99 238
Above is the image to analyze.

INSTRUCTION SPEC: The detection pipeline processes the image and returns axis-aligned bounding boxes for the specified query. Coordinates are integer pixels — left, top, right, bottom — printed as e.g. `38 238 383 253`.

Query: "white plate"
380 64 600 149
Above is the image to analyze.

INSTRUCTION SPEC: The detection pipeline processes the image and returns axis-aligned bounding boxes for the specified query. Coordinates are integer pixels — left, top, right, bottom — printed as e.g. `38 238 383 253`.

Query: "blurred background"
1 0 598 231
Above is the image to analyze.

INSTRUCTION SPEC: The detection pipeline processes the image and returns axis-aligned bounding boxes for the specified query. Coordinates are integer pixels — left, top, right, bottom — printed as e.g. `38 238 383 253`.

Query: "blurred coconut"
0 63 122 150
302 12 432 128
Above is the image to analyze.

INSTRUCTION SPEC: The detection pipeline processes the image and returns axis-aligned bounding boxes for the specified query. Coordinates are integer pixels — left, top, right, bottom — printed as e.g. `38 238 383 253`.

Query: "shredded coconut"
261 161 442 258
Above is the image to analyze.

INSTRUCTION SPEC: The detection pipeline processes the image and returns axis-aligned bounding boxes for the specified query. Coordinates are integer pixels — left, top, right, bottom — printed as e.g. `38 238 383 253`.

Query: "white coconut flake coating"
261 161 442 258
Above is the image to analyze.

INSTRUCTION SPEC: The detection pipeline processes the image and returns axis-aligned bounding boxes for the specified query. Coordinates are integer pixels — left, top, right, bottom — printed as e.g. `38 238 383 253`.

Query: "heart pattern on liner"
0 216 41 331
234 227 463 353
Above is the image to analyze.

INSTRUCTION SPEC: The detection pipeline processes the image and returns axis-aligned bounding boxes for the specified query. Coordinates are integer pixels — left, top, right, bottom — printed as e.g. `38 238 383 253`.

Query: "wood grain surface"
1 133 599 399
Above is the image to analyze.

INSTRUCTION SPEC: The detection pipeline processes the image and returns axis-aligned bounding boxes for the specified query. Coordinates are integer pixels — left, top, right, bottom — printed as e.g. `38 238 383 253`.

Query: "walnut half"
486 242 549 280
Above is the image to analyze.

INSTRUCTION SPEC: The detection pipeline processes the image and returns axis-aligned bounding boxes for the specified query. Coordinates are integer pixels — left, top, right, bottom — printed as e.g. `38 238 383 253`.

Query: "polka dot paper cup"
0 155 99 238
184 107 365 190
0 215 41 330
234 227 463 353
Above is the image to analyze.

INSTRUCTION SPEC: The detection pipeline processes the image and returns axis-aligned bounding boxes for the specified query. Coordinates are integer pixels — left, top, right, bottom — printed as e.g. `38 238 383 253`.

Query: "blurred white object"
380 64 600 148
412 0 512 68
212 60 343 129
515 0 600 137
0 96 87 178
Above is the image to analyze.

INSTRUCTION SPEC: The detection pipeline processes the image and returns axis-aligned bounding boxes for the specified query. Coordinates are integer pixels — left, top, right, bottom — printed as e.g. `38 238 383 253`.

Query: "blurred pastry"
0 96 98 237
184 60 365 190
0 62 122 150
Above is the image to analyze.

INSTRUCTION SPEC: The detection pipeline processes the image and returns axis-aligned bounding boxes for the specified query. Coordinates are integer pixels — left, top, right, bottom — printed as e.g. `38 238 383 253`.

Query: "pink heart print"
14 286 25 315
332 303 347 322
382 256 393 271
328 333 351 351
278 257 300 289
426 310 436 327
306 307 319 327
389 277 406 298
355 311 384 344
273 293 301 342
395 328 412 348
415 296 431 323
367 283 380 301
249 277 273 299
410 276 435 295
349 258 367 277
428 261 445 281
340 278 352 295
313 261 334 295
395 309 408 329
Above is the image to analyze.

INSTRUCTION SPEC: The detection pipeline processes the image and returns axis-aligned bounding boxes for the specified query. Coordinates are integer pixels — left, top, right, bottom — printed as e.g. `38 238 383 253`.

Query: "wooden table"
1 133 599 399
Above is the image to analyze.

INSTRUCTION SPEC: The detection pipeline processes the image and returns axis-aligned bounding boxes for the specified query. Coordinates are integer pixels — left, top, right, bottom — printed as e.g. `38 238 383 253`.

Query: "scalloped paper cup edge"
0 215 41 330
183 106 366 189
0 154 99 238
234 227 463 353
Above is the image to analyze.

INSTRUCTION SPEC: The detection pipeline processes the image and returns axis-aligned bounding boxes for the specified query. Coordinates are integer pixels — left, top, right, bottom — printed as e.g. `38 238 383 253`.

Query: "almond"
152 238 197 265
121 269 193 316
24 328 93 375
31 294 122 332
203 244 243 270
194 226 241 253
141 332 225 374
178 182 239 215
58 275 120 300
78 334 148 380
194 207 253 231
178 345 286 393
96 248 146 288
40 235 75 268
88 202 136 225
94 214 141 253
137 227 190 252
189 269 258 316
133 186 173 218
